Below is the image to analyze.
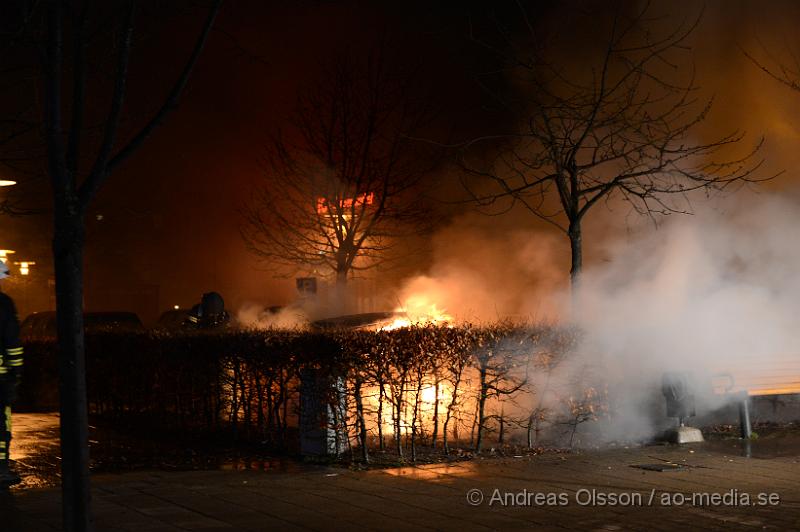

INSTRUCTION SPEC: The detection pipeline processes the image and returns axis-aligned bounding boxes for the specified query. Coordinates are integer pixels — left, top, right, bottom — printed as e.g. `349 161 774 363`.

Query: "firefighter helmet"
201 292 225 317
0 262 8 279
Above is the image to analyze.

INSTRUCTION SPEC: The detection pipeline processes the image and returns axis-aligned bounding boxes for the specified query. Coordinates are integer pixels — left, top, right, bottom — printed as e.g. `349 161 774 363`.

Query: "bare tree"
441 345 470 452
241 47 437 287
473 326 528 452
462 4 765 289
743 36 800 93
37 3 222 530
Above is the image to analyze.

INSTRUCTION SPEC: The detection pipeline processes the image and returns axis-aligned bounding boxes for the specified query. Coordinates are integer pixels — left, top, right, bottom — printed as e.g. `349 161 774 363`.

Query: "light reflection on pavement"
7 412 800 494
8 412 61 490
5 413 310 491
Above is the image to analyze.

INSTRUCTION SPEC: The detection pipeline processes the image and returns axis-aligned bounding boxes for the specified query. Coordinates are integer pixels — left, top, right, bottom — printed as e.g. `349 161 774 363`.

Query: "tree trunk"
568 218 583 315
377 382 385 451
442 383 457 452
354 377 369 463
230 360 239 441
527 416 533 448
469 398 478 448
410 375 423 462
568 219 582 288
394 385 404 457
475 362 488 453
336 267 347 286
334 266 349 313
53 212 92 532
431 380 439 449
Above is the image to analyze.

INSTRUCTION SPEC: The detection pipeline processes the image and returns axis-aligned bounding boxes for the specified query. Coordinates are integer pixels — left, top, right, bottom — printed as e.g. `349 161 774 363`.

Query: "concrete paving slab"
2 421 799 531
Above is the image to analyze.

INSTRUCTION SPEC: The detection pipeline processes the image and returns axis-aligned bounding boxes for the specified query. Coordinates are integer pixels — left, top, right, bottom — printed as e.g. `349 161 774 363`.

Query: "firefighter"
185 302 203 327
0 261 22 487
185 291 230 329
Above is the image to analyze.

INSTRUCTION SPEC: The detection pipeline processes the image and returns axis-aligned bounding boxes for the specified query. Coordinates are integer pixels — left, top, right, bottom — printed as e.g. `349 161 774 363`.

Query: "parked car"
20 311 144 340
154 308 189 331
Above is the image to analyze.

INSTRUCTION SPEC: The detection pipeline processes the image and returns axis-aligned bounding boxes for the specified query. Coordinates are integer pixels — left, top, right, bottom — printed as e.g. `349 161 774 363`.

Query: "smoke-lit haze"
3 0 800 444
388 191 800 443
571 193 800 440
392 213 567 323
5 1 800 322
236 302 309 330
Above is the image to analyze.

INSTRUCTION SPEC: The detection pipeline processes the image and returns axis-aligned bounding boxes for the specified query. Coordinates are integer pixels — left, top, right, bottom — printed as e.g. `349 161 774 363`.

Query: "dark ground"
11 414 800 489
3 414 800 530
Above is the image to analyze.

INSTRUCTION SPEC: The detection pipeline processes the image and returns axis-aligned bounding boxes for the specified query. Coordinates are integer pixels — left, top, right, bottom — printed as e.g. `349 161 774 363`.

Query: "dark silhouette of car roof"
154 309 189 330
310 311 405 330
20 311 143 340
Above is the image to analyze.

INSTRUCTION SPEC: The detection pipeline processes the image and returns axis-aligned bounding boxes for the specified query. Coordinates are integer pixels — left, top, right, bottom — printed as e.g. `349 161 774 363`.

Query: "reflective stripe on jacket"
0 293 22 376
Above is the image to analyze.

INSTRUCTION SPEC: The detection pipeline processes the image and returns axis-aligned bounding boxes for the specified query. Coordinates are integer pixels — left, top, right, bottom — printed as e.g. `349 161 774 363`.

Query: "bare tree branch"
460 4 769 286
102 0 222 179
241 45 440 285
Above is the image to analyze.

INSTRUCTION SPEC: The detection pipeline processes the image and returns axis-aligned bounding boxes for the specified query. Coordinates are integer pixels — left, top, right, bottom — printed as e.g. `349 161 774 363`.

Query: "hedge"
20 323 589 460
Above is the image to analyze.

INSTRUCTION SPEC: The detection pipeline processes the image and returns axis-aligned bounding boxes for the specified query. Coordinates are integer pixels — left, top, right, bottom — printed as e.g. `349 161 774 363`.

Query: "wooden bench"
711 354 800 437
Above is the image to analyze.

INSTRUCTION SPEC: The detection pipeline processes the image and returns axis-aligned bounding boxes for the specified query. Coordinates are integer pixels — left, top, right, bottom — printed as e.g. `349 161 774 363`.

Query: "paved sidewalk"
1 441 798 531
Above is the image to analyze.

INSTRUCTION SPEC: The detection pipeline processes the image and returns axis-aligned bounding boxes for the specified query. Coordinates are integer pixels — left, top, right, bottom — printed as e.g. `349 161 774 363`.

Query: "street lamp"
13 261 35 276
0 179 17 262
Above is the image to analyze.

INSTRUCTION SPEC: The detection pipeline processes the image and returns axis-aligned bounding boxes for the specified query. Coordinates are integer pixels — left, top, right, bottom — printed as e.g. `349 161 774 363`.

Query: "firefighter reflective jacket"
0 294 23 379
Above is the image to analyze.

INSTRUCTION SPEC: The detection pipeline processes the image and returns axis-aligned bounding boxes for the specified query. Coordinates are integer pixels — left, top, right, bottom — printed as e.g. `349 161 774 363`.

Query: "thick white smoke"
574 193 800 441
236 302 309 329
393 192 800 445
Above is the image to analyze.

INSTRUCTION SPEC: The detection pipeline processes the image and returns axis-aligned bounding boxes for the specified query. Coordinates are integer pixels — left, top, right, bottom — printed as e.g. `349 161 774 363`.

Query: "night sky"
3 0 800 322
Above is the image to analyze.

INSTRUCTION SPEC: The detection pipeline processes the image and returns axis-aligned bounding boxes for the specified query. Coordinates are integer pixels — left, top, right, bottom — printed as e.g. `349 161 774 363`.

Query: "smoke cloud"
573 193 800 441
393 213 568 323
392 192 800 445
236 301 309 330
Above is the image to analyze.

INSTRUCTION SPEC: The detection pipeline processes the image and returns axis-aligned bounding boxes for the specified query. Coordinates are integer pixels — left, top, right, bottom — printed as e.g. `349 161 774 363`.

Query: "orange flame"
316 192 374 215
380 295 454 330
